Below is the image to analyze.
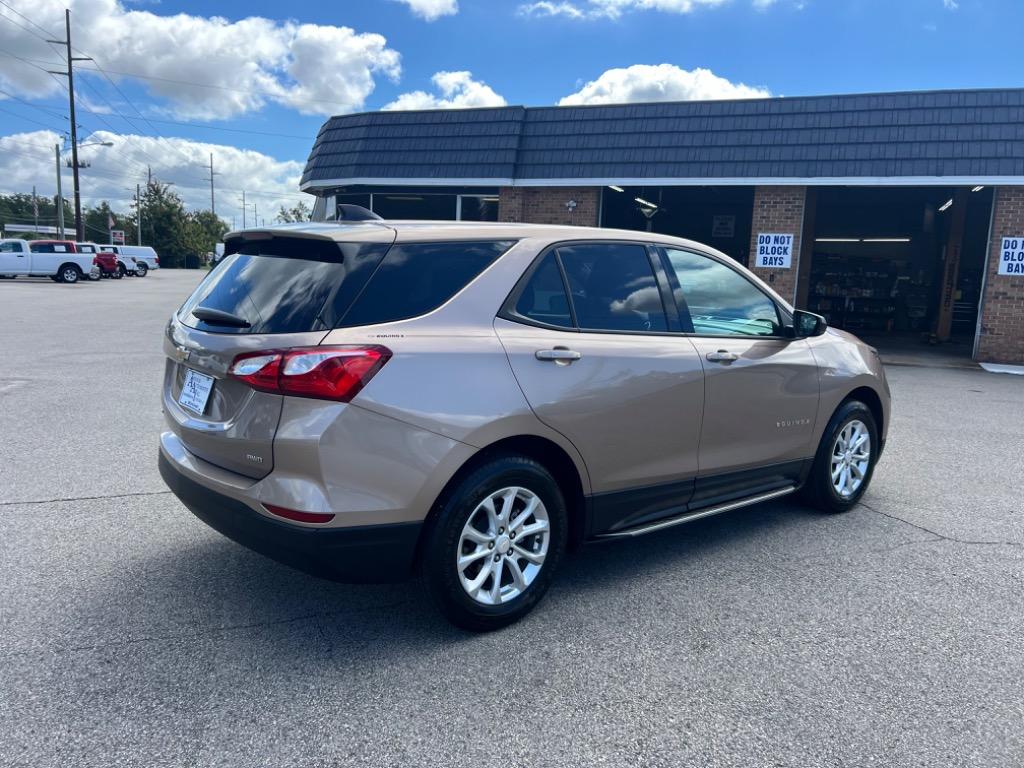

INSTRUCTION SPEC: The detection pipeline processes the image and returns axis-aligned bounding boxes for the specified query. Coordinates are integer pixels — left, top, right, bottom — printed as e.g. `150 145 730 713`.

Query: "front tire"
802 400 878 513
420 456 567 631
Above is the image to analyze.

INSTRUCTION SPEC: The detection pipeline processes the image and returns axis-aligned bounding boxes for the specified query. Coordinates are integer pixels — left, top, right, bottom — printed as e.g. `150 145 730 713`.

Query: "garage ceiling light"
634 197 658 208
817 237 912 243
972 186 985 192
939 198 954 212
608 185 624 193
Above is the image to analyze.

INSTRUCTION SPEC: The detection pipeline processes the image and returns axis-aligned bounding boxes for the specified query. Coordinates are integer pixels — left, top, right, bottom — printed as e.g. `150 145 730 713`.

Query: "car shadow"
70 498 824 660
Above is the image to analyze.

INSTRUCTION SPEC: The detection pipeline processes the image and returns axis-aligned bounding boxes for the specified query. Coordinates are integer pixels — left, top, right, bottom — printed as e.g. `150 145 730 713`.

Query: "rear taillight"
154 257 159 265
228 346 391 402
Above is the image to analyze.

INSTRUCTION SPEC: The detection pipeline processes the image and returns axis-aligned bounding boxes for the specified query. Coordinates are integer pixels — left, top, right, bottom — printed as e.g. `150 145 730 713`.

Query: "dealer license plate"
178 369 214 415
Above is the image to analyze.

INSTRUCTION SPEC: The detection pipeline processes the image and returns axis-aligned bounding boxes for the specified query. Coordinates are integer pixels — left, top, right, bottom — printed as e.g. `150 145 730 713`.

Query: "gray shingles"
301 89 1024 186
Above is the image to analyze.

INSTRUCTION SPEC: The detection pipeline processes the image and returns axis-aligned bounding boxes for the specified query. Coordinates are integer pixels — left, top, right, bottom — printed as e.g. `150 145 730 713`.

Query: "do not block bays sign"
999 237 1024 276
755 233 794 269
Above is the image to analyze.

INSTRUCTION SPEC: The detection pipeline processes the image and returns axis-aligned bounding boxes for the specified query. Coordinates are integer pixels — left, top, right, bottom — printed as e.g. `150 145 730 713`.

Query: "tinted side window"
513 253 573 329
559 243 667 333
0 242 23 253
665 249 780 337
30 243 54 253
339 241 512 327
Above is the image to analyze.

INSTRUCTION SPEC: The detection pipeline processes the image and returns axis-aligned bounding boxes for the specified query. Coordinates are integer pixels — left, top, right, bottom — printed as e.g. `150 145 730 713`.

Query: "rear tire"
135 263 148 277
117 263 127 278
112 268 123 280
802 400 878 513
88 268 101 281
420 455 567 631
58 264 81 284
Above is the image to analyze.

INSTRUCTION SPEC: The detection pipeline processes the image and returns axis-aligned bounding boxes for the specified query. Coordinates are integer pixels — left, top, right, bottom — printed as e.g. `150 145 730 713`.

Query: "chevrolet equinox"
159 217 890 630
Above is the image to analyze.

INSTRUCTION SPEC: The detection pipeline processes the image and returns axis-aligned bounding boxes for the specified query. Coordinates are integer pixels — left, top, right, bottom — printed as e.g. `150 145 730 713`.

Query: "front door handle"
706 350 739 363
535 347 582 363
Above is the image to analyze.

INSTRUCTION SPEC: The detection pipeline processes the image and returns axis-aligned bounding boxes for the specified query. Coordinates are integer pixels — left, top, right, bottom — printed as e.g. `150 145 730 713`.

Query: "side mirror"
792 309 827 338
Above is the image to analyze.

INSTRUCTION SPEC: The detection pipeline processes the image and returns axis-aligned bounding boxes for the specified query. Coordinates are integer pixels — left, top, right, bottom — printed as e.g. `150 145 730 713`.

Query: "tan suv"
159 218 890 630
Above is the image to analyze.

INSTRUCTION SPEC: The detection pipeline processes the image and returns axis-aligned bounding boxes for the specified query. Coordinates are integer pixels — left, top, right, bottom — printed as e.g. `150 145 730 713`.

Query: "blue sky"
0 0 1020 217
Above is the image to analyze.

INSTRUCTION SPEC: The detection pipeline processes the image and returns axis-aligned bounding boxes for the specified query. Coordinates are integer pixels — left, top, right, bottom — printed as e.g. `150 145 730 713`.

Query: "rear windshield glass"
338 241 513 327
177 238 391 335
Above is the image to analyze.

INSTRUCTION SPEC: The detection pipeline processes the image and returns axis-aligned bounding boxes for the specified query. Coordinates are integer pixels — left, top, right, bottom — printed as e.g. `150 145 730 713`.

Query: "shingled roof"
301 89 1024 190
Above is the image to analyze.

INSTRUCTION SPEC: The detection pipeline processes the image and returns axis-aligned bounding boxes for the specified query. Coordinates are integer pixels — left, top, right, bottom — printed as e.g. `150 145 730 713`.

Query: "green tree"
139 181 190 268
83 201 125 245
184 209 229 264
0 193 73 239
276 200 311 223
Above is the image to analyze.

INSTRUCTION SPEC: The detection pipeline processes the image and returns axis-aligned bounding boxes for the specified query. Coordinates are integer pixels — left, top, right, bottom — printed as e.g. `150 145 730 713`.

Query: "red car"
76 243 121 279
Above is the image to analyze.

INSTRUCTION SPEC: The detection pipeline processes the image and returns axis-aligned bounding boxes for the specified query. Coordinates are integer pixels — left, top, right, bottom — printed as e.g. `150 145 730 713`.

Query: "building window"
458 195 499 222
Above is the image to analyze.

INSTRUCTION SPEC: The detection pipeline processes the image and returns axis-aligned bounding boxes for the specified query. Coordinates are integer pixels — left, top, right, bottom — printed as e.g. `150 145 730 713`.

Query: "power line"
0 105 65 133
0 0 60 40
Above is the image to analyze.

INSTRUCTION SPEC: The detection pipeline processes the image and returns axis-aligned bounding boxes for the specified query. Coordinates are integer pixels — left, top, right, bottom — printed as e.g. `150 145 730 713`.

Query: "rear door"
495 242 705 533
659 247 820 505
164 235 393 479
0 241 28 274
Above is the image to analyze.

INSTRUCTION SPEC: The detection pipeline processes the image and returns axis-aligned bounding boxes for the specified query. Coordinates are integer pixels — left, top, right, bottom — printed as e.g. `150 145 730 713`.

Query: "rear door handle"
705 350 739 363
535 348 582 362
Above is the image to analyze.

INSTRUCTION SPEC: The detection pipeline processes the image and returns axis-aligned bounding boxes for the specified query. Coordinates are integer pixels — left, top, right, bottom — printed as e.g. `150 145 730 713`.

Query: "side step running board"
596 486 796 540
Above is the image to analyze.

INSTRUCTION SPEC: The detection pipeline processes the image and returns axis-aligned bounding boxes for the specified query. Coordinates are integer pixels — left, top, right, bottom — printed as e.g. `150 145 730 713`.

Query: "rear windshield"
177 237 512 335
178 238 390 335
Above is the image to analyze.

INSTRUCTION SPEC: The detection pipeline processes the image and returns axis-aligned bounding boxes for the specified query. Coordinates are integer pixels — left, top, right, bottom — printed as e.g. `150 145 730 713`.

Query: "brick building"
301 89 1024 364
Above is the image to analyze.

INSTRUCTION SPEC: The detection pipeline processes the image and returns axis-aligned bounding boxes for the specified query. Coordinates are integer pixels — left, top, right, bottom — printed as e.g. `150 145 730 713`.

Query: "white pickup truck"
0 239 99 283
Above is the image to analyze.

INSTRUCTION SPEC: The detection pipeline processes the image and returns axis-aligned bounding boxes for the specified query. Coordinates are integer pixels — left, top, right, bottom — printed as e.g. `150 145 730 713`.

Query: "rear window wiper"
191 306 251 328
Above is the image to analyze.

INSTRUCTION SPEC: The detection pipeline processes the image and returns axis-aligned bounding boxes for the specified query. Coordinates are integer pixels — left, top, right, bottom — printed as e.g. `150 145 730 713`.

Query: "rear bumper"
159 452 422 583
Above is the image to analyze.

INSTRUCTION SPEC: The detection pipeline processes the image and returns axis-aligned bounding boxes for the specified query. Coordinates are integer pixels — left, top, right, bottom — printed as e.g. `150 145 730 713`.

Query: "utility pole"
253 200 258 228
207 153 218 214
32 186 38 233
136 183 142 245
54 144 65 238
147 165 152 185
47 10 91 241
241 191 247 228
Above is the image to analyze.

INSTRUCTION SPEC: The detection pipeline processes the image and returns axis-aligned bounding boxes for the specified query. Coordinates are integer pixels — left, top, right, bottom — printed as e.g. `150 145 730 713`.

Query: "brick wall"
498 187 600 227
748 186 807 304
976 186 1024 364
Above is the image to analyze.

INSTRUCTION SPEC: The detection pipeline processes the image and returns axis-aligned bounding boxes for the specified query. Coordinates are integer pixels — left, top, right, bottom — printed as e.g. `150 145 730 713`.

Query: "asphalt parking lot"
1 271 1022 767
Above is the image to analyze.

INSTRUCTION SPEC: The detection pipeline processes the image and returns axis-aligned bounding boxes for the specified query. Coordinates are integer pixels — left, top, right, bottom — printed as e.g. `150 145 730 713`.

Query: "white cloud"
0 0 400 119
558 64 770 105
0 129 307 225
943 0 958 9
519 2 587 18
519 0 787 19
383 71 506 111
393 0 459 20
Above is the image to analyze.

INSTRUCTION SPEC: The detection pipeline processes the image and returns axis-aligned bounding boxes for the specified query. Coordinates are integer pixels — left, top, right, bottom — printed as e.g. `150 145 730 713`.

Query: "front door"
660 247 820 506
495 243 705 533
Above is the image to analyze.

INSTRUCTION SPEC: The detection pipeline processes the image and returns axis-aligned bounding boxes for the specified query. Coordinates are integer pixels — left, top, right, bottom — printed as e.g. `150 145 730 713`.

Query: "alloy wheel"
830 419 871 498
457 486 550 606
